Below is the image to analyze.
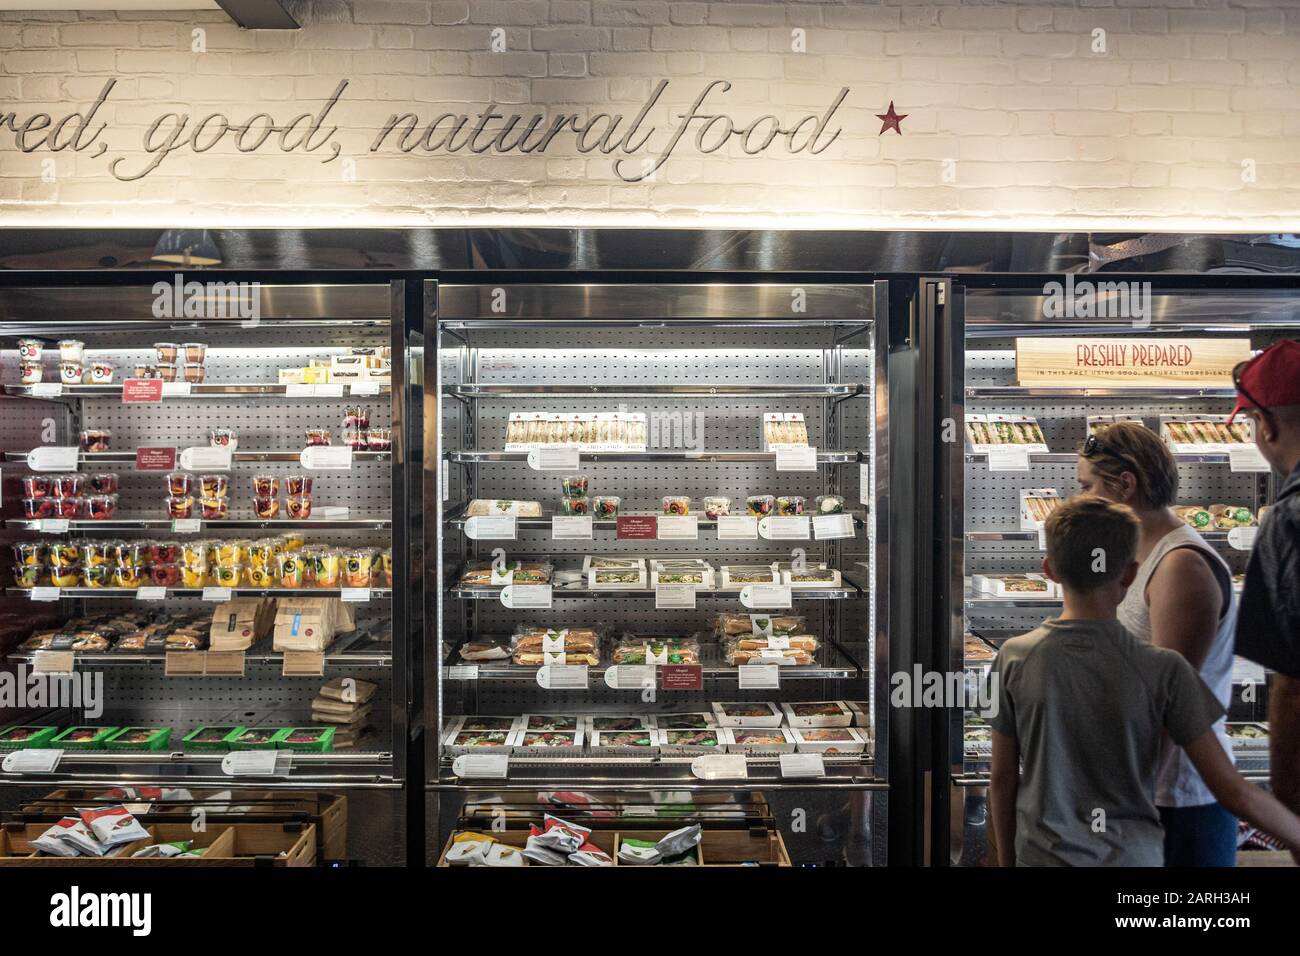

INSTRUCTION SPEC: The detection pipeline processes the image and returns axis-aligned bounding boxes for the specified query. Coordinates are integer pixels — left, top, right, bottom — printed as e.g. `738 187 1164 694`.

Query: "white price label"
32 650 75 674
526 447 580 471
536 665 589 690
464 515 517 540
179 446 232 471
2 749 63 774
26 446 80 471
341 587 371 602
500 584 553 609
446 665 479 681
655 585 697 609
221 751 286 777
202 586 233 602
441 469 449 502
987 448 1031 472
30 587 61 602
1037 527 1047 551
286 383 315 397
738 664 781 689
740 584 793 609
314 383 345 397
30 383 63 397
779 753 826 779
765 636 791 650
1228 527 1258 551
299 445 353 470
551 516 593 539
161 382 192 397
603 664 656 690
775 446 818 471
812 514 854 540
690 754 748 780
40 518 70 533
860 461 871 505
453 754 509 779
759 516 811 540
1228 445 1271 473
350 382 382 396
136 586 167 601
541 633 565 653
716 515 759 540
172 518 201 534
656 515 698 540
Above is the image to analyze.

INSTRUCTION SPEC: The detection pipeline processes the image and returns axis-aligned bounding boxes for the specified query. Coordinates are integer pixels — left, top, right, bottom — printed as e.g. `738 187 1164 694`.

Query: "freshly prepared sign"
1015 338 1251 387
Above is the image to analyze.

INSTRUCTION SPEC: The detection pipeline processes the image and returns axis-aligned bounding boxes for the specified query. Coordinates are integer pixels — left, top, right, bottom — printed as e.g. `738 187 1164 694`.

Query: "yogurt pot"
58 340 84 362
19 361 42 385
60 361 84 385
17 339 44 361
89 361 115 384
182 343 207 364
156 363 178 383
182 362 205 384
154 343 179 364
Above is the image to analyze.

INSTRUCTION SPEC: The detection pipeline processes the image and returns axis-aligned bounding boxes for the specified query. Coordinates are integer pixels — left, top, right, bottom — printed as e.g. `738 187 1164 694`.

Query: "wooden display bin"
435 825 791 867
21 789 346 863
0 821 316 867
435 829 617 866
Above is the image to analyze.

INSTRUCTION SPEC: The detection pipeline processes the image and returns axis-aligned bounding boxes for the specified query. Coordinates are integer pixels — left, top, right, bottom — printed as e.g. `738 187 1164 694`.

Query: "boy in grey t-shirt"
989 495 1300 866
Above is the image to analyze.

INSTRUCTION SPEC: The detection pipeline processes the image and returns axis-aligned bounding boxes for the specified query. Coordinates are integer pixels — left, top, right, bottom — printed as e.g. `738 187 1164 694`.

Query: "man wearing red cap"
1231 339 1300 816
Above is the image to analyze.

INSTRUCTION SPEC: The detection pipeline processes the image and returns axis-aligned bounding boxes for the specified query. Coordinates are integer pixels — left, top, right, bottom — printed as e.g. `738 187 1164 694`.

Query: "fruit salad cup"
51 473 85 498
253 496 280 519
150 541 181 565
252 475 279 497
245 564 273 588
213 564 242 588
86 494 118 520
166 472 193 496
304 428 331 446
113 565 146 589
167 496 195 519
285 475 312 496
200 497 228 520
366 428 392 452
13 542 47 567
81 565 111 589
199 474 228 499
47 542 81 568
21 498 54 520
20 475 51 499
209 428 237 450
12 564 46 589
274 551 306 588
79 429 110 452
311 548 342 588
53 496 84 519
285 495 312 519
344 548 375 588
88 472 119 495
50 565 80 588
150 563 181 588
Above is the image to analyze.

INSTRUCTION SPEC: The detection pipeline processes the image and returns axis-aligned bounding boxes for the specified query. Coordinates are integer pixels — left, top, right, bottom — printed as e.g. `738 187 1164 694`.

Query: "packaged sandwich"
780 564 841 588
725 642 816 666
458 637 512 662
720 564 779 588
1174 505 1214 530
464 499 543 518
649 558 715 588
609 635 700 666
511 626 602 654
713 613 806 639
1208 504 1256 529
458 560 552 587
1020 488 1062 529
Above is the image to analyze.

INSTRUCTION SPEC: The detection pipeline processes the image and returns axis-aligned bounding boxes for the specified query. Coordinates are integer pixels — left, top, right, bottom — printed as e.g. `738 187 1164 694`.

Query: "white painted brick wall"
0 0 1297 229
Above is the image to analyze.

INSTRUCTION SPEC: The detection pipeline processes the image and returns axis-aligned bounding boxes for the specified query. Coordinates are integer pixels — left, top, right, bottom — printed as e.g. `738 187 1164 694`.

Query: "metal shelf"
449 583 862 601
8 587 392 599
446 507 866 532
446 449 861 464
433 754 881 791
0 751 398 790
4 383 390 399
966 451 1231 465
966 386 1237 400
5 450 392 466
6 516 392 532
6 631 393 668
443 639 864 680
966 529 1247 544
452 383 864 399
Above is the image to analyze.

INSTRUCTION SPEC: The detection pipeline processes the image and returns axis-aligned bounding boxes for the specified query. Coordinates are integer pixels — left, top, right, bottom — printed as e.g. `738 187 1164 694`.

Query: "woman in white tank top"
1078 422 1239 867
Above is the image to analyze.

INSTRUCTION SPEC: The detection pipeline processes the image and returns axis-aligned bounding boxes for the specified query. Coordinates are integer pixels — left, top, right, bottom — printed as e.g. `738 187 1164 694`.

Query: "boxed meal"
583 714 657 733
586 558 647 590
277 727 335 753
504 412 647 452
444 715 524 736
654 712 717 730
465 499 543 518
761 412 809 450
781 700 854 729
273 597 340 652
209 597 276 652
520 714 581 733
1161 415 1253 453
972 573 1059 598
963 633 996 664
588 728 660 756
725 727 795 755
724 633 819 666
780 564 842 588
1226 722 1270 751
965 414 1049 452
658 727 725 755
720 564 779 588
845 701 871 729
1019 489 1062 530
790 726 868 754
711 701 783 728
442 729 514 755
609 635 700 666
50 726 118 750
458 560 552 587
1192 504 1257 530
510 627 601 667
649 559 715 589
228 727 288 750
0 725 59 750
510 728 584 752
181 726 246 752
1086 414 1146 437
104 727 173 752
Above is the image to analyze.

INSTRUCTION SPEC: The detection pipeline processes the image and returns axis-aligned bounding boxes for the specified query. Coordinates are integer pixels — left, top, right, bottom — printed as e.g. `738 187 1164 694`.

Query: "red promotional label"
136 446 177 471
616 516 658 540
660 664 703 691
122 378 163 403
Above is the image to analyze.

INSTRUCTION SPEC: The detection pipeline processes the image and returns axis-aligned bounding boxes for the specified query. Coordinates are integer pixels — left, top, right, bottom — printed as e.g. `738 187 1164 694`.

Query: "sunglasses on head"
1082 433 1141 475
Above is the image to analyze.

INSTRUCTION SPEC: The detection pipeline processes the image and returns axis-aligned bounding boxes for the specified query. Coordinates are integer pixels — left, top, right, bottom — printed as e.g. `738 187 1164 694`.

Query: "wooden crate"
0 821 315 867
435 825 790 867
435 829 617 866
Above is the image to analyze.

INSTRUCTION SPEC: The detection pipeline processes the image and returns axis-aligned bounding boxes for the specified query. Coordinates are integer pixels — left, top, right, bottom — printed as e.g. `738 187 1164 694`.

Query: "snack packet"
77 804 149 849
132 841 192 859
31 818 98 857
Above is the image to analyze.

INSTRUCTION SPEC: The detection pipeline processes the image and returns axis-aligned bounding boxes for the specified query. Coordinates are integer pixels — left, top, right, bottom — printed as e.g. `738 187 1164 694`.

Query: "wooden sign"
1015 338 1251 387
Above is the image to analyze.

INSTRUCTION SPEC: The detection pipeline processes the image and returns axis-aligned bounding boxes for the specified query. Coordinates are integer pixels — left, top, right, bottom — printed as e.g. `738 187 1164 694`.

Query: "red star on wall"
876 101 907 136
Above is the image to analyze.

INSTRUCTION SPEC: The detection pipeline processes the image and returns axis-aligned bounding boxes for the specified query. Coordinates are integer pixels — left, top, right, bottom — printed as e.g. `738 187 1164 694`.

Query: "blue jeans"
1160 803 1238 867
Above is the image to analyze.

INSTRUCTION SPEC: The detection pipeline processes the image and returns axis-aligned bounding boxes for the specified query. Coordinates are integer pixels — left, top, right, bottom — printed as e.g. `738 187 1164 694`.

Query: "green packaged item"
227 727 289 750
0 725 60 751
181 725 246 752
51 726 118 750
105 727 173 752
277 727 335 752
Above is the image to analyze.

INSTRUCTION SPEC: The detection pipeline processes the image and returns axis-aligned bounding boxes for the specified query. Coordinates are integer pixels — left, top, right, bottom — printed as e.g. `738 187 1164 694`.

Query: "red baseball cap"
1229 339 1300 423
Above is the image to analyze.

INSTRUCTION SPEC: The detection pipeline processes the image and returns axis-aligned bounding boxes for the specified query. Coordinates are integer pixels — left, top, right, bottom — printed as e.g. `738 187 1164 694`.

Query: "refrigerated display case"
934 276 1300 866
0 275 417 864
426 278 904 865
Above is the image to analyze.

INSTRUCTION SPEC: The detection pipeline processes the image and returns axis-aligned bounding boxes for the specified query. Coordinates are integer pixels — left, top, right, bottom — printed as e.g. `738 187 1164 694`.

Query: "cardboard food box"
711 701 783 728
273 598 339 652
780 700 854 729
209 597 275 651
658 728 725 756
724 727 795 755
790 726 869 754
1019 489 1062 530
588 728 660 756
